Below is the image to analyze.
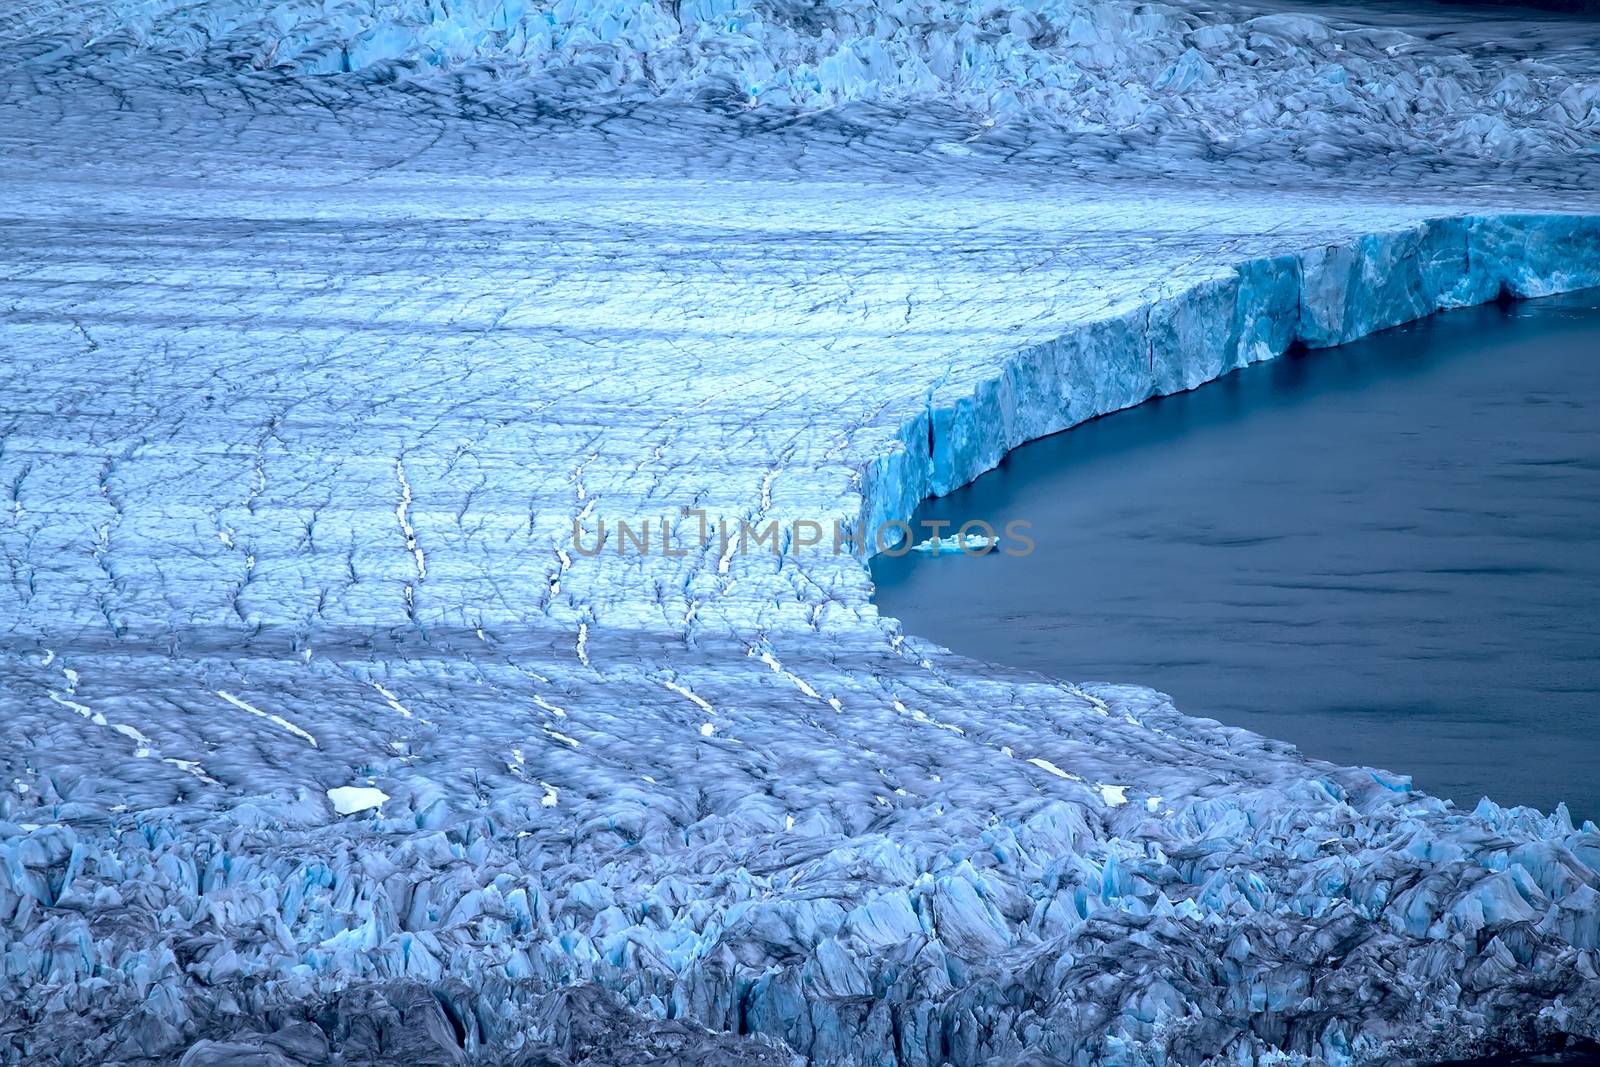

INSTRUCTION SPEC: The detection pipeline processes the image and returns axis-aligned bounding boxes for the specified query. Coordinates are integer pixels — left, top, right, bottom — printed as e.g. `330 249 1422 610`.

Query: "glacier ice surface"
2 1 1600 1065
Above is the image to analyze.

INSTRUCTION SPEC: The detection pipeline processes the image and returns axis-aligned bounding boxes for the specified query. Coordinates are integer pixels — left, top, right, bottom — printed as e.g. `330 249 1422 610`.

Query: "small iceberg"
910 532 996 555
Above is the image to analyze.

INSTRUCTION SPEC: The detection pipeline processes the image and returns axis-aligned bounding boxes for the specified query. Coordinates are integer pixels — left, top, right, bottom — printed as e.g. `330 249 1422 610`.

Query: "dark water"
1441 1044 1600 1067
873 290 1600 822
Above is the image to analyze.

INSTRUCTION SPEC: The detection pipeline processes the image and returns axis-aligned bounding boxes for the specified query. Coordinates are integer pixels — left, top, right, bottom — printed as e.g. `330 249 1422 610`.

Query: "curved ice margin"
859 214 1600 541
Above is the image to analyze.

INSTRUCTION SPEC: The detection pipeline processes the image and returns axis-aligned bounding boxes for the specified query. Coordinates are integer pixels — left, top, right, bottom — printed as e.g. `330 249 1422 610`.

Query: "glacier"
3 1 1600 1065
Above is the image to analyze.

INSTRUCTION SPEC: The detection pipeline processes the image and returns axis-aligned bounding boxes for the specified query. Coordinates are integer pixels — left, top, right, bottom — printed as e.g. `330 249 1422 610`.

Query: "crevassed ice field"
2 2 1600 1065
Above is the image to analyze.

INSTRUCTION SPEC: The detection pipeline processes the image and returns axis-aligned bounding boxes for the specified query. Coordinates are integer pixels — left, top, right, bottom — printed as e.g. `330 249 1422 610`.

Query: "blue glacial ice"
2 1 1600 1065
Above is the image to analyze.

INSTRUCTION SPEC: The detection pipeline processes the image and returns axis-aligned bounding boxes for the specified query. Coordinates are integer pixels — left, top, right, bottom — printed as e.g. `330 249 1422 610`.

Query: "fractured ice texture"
2 1 1600 1065
10 0 1600 164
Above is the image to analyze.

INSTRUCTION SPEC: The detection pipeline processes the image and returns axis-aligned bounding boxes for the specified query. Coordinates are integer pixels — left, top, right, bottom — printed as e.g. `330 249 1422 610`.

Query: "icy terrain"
3 2 1600 1065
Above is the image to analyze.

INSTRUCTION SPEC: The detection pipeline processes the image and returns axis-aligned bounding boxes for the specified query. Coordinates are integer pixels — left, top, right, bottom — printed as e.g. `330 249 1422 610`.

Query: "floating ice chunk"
909 532 994 554
327 786 389 815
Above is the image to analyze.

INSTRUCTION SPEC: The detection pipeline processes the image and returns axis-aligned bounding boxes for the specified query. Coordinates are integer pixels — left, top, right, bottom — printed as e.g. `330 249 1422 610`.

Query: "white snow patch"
533 694 568 718
372 682 414 719
757 650 821 699
49 691 98 722
217 690 319 747
48 692 155 758
891 699 965 735
395 459 426 580
328 785 389 815
1027 757 1082 781
1073 688 1112 716
164 758 219 785
663 678 714 713
111 723 156 757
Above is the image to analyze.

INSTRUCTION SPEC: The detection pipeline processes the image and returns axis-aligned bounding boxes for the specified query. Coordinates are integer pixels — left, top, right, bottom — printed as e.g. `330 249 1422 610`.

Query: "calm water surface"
873 290 1600 821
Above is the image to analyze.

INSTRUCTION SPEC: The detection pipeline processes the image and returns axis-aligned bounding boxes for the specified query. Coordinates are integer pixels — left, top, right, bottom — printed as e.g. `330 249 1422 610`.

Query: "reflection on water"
873 290 1600 821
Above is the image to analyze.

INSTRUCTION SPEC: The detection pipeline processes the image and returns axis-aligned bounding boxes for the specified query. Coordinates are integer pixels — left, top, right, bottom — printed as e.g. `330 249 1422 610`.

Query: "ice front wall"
860 214 1600 531
4 2 1600 1065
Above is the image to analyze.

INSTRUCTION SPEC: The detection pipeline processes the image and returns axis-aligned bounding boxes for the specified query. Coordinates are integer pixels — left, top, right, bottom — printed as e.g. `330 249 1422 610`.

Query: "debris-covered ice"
2 1 1599 1065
